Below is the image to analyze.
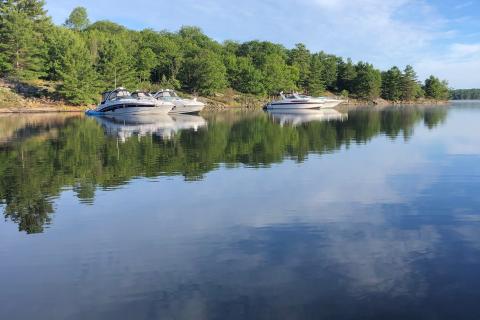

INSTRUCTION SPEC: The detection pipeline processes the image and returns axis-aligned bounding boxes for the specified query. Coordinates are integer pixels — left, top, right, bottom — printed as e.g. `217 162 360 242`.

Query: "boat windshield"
109 90 131 100
132 92 150 98
156 91 178 100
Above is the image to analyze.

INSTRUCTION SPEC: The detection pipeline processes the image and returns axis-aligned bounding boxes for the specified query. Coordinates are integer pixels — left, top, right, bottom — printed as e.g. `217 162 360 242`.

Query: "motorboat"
267 109 347 126
86 88 173 116
153 89 205 114
264 92 344 110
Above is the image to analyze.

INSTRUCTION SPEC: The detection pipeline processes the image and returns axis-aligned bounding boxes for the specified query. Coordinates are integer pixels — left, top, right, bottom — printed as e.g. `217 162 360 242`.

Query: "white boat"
86 88 173 116
268 109 347 126
264 92 344 110
153 89 205 114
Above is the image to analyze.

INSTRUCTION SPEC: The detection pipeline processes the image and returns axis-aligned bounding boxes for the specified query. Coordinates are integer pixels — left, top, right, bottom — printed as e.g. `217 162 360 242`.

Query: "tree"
352 62 382 100
97 38 136 89
261 53 299 95
64 7 90 31
179 49 227 95
57 33 99 104
231 57 264 94
137 47 156 83
289 43 311 90
0 0 51 78
424 76 449 100
381 66 402 101
400 65 418 101
307 53 326 96
337 58 356 94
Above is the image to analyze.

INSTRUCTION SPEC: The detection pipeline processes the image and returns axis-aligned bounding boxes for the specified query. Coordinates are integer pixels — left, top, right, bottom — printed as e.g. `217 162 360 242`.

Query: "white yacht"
86 88 173 116
153 89 205 114
264 92 344 110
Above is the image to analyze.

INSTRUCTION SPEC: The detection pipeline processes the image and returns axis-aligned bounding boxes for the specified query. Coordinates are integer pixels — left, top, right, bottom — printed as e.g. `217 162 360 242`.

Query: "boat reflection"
267 109 347 126
92 114 207 142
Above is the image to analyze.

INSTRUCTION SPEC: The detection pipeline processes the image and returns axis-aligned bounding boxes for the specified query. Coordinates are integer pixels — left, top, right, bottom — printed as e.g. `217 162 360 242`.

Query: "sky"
44 0 480 88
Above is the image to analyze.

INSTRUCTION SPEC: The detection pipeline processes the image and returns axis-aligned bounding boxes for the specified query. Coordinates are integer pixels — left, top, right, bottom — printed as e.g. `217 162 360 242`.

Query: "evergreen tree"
307 53 326 96
97 38 136 89
0 0 51 78
381 66 402 101
57 33 99 104
289 43 311 90
64 7 90 31
424 76 449 100
337 58 356 94
353 62 382 100
400 65 418 101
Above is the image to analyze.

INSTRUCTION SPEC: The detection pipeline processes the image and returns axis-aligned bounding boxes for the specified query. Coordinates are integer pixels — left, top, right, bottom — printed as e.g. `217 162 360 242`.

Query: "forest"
450 89 480 100
0 1 450 105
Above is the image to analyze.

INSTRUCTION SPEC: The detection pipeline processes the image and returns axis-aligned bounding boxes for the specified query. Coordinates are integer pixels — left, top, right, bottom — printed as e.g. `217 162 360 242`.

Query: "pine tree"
57 33 99 104
337 58 357 94
353 62 382 100
0 0 51 78
307 54 326 96
289 43 311 91
97 38 136 89
400 65 418 101
381 66 402 101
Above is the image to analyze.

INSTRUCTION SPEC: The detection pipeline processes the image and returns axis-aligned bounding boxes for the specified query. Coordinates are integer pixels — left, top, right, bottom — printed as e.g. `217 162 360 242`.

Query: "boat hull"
87 102 173 116
169 103 205 114
264 102 324 110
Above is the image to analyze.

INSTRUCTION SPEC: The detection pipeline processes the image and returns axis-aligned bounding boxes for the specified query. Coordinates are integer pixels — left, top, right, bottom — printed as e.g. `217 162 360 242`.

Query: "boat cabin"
101 88 131 104
154 89 179 100
131 91 151 99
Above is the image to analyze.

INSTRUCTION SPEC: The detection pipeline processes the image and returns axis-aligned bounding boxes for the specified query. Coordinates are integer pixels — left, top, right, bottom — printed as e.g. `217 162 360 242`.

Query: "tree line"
450 89 480 100
0 1 450 105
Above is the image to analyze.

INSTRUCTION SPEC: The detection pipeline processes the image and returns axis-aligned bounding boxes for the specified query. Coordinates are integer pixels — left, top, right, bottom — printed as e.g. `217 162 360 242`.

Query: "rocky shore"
0 79 448 113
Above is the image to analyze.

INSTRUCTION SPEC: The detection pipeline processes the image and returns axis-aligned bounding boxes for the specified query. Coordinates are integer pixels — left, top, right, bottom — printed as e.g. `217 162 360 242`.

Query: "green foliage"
57 32 99 104
64 7 89 31
0 1 451 102
97 38 136 89
180 49 227 95
0 0 51 79
289 43 311 90
353 62 382 100
424 76 449 100
261 53 299 95
232 57 264 94
381 66 403 101
137 47 156 83
450 88 480 100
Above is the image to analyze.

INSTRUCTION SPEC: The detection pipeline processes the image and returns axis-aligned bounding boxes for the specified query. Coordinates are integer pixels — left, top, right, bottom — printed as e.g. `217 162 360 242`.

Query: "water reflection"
0 106 448 234
268 108 347 126
4 104 480 320
94 114 207 141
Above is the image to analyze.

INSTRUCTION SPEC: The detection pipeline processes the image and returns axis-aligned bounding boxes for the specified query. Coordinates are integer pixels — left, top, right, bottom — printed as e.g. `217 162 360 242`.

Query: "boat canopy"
131 91 151 99
102 88 131 103
154 89 179 99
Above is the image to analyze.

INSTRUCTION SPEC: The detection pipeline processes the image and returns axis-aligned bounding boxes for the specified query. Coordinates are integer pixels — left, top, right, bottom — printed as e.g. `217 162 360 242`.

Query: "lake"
1 102 480 320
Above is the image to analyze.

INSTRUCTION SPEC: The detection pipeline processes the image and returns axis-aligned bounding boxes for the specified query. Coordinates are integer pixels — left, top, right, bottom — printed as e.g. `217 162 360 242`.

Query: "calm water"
1 102 480 319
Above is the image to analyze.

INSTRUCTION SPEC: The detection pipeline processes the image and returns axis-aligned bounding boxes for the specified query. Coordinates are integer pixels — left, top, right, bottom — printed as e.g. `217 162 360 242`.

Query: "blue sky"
45 0 480 88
